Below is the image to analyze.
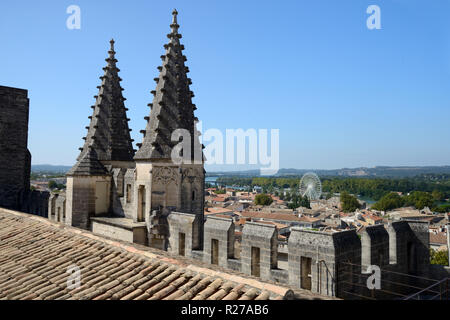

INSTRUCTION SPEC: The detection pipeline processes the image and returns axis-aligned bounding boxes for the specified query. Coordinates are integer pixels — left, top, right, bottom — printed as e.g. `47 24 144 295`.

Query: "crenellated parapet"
164 213 440 299
48 192 66 224
21 190 50 218
387 220 430 274
167 211 202 258
288 228 361 297
361 224 390 268
203 215 235 267
241 222 278 281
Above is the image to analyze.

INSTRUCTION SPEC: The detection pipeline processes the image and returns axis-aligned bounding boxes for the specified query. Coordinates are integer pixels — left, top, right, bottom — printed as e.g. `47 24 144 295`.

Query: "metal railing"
403 277 449 300
337 261 449 300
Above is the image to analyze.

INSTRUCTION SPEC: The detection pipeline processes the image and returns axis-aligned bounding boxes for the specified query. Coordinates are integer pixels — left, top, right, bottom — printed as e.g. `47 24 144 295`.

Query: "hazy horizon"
31 163 450 172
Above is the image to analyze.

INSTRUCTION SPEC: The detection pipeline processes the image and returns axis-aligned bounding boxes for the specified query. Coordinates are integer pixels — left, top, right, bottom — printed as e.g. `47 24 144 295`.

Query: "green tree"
434 204 450 213
430 249 449 266
287 194 310 209
254 194 273 206
48 180 57 189
299 196 310 209
340 191 361 213
284 192 292 202
372 192 404 211
405 191 434 209
432 190 445 202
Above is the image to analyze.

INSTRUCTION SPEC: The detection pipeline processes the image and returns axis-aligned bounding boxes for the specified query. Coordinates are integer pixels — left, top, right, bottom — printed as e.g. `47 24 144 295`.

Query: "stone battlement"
166 212 449 299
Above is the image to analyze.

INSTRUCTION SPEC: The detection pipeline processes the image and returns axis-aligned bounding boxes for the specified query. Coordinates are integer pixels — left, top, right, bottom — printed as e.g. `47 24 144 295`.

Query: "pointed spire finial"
172 9 178 22
108 39 116 60
170 9 179 34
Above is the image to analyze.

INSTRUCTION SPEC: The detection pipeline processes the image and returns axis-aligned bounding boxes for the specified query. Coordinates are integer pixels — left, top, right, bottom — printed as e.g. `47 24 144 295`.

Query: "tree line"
215 176 450 201
371 191 449 212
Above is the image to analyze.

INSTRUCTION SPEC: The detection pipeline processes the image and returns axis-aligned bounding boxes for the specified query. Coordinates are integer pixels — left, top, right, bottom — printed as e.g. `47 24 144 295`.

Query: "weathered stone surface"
134 9 201 162
241 222 278 281
288 228 361 297
167 211 202 258
75 39 135 164
361 224 389 267
0 85 49 216
203 216 235 267
0 85 30 210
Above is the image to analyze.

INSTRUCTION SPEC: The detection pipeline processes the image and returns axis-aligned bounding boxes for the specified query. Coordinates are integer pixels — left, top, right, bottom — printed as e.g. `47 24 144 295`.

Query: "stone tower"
65 40 135 229
134 9 205 249
0 86 31 210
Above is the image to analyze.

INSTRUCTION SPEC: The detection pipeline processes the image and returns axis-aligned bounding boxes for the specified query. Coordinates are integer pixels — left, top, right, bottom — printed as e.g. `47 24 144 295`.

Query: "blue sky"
1 0 450 171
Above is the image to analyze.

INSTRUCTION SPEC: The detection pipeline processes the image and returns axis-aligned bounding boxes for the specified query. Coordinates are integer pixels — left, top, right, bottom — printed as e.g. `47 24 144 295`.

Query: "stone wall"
111 167 126 216
361 224 390 267
405 220 430 274
164 214 442 299
65 175 111 229
22 190 49 218
121 168 136 219
0 86 31 210
92 220 134 243
48 192 66 223
167 211 202 258
203 216 234 268
91 219 147 245
288 228 361 297
241 222 278 281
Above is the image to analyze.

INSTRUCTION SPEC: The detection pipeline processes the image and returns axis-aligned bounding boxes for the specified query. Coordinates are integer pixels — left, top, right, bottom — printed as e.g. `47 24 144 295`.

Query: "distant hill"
206 166 450 178
33 164 450 178
31 164 72 173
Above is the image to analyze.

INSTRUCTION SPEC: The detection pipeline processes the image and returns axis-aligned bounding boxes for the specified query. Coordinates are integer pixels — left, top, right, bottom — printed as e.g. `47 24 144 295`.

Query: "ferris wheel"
299 172 322 200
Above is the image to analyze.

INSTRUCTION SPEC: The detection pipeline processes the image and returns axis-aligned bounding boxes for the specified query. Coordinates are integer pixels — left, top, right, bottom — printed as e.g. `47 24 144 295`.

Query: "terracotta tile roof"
241 211 320 224
241 211 302 222
362 213 383 222
429 232 448 245
297 216 321 223
214 214 233 219
204 207 233 215
254 220 290 230
0 208 292 300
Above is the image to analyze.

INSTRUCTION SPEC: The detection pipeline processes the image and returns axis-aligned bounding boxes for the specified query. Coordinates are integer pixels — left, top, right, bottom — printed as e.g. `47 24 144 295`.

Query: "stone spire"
67 147 107 176
134 9 201 161
76 39 135 164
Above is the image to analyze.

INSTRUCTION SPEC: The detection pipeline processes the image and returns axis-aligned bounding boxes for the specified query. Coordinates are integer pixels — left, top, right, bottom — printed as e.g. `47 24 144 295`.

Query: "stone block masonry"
0 85 49 217
288 228 361 297
361 224 390 267
241 222 278 281
167 211 202 258
203 215 235 268
0 86 31 210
